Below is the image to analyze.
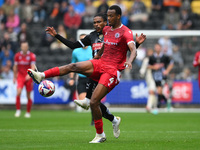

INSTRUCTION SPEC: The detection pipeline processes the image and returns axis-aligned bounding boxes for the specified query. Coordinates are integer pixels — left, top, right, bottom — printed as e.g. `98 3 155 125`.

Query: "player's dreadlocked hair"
94 13 107 22
109 5 122 16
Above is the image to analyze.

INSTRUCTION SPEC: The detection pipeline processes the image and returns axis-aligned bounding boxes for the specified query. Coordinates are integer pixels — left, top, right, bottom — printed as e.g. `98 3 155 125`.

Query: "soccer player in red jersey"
193 51 200 89
28 5 137 143
13 42 36 118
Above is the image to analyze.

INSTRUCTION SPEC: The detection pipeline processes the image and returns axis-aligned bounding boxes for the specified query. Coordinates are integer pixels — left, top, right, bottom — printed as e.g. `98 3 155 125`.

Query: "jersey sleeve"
79 34 91 47
124 29 135 45
30 53 36 64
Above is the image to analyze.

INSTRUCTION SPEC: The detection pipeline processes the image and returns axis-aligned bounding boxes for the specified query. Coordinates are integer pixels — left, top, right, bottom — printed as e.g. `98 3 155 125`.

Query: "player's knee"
90 99 100 108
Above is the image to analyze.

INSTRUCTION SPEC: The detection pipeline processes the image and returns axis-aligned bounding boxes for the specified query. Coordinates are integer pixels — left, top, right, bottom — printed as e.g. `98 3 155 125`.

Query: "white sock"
41 72 45 78
112 116 118 124
98 132 105 137
85 98 90 105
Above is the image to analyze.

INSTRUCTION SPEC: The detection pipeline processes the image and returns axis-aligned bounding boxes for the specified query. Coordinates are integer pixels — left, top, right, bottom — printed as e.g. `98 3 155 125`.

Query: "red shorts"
89 59 121 92
17 76 33 92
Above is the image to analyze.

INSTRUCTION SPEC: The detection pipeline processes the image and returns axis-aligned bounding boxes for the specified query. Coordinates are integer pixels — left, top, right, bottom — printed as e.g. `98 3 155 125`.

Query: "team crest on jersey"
26 56 30 60
115 33 120 38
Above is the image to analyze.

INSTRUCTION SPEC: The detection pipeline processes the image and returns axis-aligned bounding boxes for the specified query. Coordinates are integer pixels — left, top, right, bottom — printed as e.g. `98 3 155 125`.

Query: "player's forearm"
128 49 137 64
13 65 17 79
55 34 82 49
166 63 174 74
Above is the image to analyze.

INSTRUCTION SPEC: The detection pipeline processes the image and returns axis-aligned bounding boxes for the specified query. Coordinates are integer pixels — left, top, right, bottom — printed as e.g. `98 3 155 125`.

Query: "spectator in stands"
151 0 163 12
129 0 148 23
161 6 180 30
50 24 68 50
176 67 195 81
0 32 13 52
82 0 97 29
59 1 69 19
19 0 34 23
70 0 85 16
33 0 47 23
193 50 200 89
17 22 32 46
158 36 173 56
7 27 18 53
0 23 6 41
40 32 54 47
14 0 21 15
1 60 14 79
6 9 20 32
177 7 193 30
0 7 7 24
171 45 184 67
96 0 109 14
63 5 82 41
48 2 60 26
1 0 14 16
0 44 14 68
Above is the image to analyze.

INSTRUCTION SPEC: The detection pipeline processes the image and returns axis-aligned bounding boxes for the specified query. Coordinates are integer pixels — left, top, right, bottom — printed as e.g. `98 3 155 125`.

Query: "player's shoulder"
103 26 111 32
122 25 132 33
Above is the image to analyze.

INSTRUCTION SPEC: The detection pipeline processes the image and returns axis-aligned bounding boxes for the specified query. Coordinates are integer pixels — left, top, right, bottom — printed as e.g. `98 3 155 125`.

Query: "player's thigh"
25 79 33 92
75 61 94 76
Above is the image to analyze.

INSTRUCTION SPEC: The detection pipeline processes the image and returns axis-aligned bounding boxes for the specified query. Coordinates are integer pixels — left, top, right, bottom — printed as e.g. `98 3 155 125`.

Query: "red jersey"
193 51 200 88
14 51 36 78
101 25 134 71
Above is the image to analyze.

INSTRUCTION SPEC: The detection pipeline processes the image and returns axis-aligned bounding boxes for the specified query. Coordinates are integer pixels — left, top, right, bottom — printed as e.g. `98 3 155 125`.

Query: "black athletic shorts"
77 77 89 94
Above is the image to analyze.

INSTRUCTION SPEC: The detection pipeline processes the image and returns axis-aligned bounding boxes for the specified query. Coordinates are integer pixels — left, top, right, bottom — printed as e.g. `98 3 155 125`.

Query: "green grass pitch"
0 110 200 150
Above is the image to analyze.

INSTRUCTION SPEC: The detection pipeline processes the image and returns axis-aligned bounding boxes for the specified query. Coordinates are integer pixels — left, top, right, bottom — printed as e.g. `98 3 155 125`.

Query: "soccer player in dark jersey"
46 13 146 133
148 43 174 108
28 5 143 143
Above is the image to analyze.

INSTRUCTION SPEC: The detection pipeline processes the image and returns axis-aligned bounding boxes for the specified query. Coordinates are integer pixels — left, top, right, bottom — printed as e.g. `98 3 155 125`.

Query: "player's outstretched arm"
45 26 82 50
135 33 146 48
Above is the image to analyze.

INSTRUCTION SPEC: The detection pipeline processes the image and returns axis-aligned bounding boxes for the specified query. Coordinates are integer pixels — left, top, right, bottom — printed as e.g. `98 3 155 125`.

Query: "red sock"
94 118 103 134
16 96 20 110
44 67 60 78
27 99 32 113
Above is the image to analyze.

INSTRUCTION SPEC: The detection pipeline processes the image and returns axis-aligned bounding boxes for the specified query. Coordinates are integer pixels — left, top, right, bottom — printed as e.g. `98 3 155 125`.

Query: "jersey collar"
111 23 123 31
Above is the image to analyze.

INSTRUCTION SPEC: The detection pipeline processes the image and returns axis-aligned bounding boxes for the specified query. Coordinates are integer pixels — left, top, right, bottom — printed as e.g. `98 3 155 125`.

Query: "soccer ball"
38 80 55 97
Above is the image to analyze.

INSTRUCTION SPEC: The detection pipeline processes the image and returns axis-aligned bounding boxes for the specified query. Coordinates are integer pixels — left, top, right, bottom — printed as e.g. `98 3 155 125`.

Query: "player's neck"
111 22 122 30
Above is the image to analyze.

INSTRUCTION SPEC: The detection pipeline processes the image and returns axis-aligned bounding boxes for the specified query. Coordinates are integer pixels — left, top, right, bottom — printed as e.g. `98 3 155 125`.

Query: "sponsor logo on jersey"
92 43 103 50
104 40 118 46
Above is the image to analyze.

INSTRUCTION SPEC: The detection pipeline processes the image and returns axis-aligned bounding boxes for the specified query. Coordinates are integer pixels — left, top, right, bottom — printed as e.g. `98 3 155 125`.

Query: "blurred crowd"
0 0 199 81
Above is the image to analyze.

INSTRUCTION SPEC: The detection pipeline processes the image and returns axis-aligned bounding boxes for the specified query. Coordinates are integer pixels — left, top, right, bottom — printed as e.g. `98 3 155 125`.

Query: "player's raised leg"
27 61 94 84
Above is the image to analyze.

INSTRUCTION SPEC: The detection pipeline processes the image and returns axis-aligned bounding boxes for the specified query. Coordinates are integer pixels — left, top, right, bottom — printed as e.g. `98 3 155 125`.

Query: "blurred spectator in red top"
63 5 81 30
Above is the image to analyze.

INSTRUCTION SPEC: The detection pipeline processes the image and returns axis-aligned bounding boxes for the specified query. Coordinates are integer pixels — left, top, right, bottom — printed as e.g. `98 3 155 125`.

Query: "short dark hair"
108 5 122 16
94 13 107 22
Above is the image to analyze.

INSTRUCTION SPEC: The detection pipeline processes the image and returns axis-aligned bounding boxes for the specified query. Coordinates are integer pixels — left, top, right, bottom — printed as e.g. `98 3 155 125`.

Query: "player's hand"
124 62 132 69
45 27 57 37
93 54 101 59
136 33 146 45
163 70 169 76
